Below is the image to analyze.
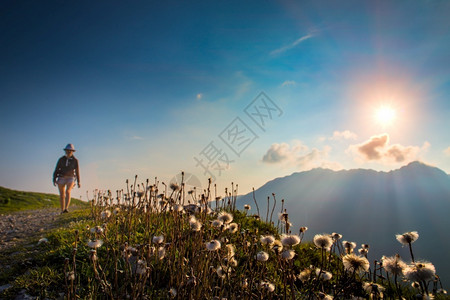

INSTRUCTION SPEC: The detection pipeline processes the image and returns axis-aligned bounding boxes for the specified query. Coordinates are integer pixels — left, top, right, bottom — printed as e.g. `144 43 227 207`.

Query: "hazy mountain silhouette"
237 161 450 285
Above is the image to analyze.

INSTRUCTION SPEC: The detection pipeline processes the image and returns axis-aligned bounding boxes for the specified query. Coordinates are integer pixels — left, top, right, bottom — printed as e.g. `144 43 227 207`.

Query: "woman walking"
53 144 81 213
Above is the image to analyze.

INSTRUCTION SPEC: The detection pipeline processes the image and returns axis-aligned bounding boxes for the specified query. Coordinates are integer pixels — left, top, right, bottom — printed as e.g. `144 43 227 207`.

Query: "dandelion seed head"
342 240 356 253
260 281 275 292
331 232 342 240
299 226 308 233
278 212 289 223
396 231 419 245
206 240 221 251
363 282 385 296
358 248 369 256
113 207 120 215
189 217 202 232
212 219 224 228
217 211 233 224
281 234 300 247
169 287 177 298
342 253 370 273
315 269 332 281
244 204 251 210
66 271 75 281
260 235 275 246
87 239 103 249
281 249 295 260
313 234 333 250
152 235 164 244
382 254 407 275
404 261 436 282
228 223 238 233
256 251 269 262
157 246 166 260
226 244 235 259
101 210 111 219
299 268 312 282
136 259 147 275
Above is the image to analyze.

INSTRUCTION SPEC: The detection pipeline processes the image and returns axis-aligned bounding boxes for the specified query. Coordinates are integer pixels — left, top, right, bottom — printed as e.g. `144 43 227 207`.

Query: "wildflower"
271 239 283 253
316 269 332 281
226 244 235 259
100 210 111 219
358 248 369 256
169 287 177 298
169 183 180 191
342 253 370 273
342 240 356 254
173 204 184 213
152 235 164 244
403 261 436 282
212 219 224 228
228 223 239 233
87 239 104 249
136 259 147 275
363 282 385 297
216 266 230 278
157 246 166 260
66 271 75 281
281 249 295 260
316 292 333 300
281 234 300 247
260 281 275 292
382 254 406 275
313 234 333 250
228 257 238 267
396 231 419 245
331 232 342 241
299 268 312 282
189 216 202 232
38 238 48 245
244 204 251 210
206 240 221 251
217 211 233 224
278 212 289 223
260 235 275 246
241 278 249 288
299 226 308 233
256 251 269 262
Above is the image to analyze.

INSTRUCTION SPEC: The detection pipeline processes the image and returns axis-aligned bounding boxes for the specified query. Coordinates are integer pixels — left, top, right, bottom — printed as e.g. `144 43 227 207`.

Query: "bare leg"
65 181 75 211
58 184 66 212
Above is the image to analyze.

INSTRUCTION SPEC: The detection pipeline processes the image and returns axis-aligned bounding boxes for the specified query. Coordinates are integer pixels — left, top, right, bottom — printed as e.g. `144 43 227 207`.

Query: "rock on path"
0 208 62 251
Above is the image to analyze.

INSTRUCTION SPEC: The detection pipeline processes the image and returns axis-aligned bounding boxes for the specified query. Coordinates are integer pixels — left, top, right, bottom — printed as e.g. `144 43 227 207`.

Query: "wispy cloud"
281 80 297 87
330 130 358 141
270 34 314 56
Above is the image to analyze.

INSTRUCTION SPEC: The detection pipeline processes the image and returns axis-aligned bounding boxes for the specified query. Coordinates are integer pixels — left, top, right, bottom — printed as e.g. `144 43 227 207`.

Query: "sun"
375 106 396 126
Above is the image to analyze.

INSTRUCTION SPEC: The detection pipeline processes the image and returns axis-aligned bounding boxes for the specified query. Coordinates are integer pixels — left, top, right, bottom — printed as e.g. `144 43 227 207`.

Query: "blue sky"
1 0 449 198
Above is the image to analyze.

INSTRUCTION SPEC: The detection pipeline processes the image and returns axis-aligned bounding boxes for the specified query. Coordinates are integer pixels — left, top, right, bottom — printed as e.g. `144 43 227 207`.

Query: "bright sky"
1 0 449 199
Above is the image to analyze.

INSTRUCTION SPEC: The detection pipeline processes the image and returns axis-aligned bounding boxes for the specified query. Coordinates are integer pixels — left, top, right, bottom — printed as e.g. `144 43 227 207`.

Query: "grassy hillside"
0 186 88 214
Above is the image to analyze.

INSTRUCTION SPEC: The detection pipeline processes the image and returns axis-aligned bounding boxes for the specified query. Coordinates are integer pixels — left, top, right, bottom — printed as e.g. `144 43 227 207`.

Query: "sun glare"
375 106 396 126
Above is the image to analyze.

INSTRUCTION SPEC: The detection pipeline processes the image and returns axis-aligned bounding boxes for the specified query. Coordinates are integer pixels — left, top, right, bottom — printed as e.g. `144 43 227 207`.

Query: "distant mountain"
237 161 450 285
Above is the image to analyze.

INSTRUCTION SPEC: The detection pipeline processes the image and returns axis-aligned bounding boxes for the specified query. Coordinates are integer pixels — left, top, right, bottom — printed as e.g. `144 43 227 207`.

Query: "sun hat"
64 144 76 151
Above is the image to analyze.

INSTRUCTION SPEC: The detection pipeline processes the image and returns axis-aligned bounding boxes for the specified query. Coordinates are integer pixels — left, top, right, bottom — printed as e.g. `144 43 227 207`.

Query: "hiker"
53 144 81 213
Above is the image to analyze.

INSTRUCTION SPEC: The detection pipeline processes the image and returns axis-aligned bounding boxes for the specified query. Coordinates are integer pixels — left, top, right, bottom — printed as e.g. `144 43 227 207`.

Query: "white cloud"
444 146 450 156
270 34 314 56
282 80 296 87
330 130 357 141
262 141 307 163
348 133 429 164
262 141 340 171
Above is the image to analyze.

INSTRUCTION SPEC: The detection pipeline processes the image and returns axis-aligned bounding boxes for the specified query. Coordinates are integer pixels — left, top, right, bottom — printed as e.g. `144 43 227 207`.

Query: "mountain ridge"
237 161 450 285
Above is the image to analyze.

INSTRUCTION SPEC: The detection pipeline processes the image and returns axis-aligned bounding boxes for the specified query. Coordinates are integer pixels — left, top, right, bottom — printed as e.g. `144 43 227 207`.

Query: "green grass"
0 186 88 214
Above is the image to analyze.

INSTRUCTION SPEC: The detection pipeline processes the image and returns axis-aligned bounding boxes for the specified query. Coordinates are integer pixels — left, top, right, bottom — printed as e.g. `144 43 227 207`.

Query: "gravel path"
0 208 62 251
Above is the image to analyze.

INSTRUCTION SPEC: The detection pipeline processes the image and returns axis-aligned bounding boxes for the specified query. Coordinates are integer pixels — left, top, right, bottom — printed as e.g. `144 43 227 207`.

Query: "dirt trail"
0 208 62 251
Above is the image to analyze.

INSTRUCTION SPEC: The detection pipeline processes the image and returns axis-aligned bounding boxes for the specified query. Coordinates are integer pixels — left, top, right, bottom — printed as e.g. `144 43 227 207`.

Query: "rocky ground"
0 208 62 252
